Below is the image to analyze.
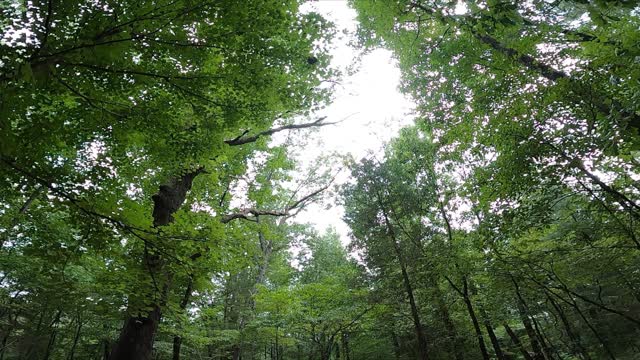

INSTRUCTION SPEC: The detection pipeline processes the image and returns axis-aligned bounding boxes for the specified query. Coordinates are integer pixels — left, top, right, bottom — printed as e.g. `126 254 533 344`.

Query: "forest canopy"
1 1 639 360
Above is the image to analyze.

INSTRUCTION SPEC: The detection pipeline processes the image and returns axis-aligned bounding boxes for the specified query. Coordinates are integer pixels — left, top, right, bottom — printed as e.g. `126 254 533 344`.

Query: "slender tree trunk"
67 313 83 360
0 331 8 360
531 316 554 359
275 325 279 360
342 332 350 360
463 294 490 360
390 329 402 360
43 309 62 360
172 277 194 360
103 339 111 360
431 278 464 360
503 323 533 360
512 278 545 360
546 293 591 360
0 310 18 360
381 206 428 360
566 299 616 360
479 305 505 360
446 276 489 360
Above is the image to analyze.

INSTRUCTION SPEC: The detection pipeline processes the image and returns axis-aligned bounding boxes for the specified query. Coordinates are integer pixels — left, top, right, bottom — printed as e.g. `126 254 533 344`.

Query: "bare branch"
225 116 337 146
221 182 332 223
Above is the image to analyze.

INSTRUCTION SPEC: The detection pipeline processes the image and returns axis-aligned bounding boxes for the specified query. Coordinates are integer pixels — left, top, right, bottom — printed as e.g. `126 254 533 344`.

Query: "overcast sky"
284 1 415 242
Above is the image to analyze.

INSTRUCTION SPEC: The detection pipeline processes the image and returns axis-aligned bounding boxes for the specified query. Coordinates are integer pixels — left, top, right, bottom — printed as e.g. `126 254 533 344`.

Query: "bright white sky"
284 1 415 242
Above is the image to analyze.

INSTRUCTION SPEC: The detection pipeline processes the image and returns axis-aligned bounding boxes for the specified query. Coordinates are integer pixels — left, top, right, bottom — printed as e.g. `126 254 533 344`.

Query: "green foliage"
2 0 640 359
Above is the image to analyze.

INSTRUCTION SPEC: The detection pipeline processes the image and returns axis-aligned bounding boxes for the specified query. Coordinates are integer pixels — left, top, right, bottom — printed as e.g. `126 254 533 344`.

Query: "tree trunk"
172 277 194 360
431 278 464 360
232 344 241 360
512 278 545 360
43 309 62 360
446 276 489 360
531 316 554 359
108 305 161 360
109 169 203 360
380 205 429 360
391 230 428 359
67 313 83 360
503 323 533 360
0 310 19 360
390 329 401 360
546 293 591 360
479 305 505 360
463 295 490 360
565 298 616 360
342 332 350 360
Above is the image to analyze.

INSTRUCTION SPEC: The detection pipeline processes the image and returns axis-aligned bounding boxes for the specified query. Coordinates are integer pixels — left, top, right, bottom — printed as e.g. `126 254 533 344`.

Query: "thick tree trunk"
109 169 203 360
109 306 161 360
232 344 241 360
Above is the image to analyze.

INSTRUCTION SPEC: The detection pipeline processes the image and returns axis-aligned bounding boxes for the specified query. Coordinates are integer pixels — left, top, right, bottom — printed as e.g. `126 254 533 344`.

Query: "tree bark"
109 169 203 360
446 276 489 360
562 296 616 360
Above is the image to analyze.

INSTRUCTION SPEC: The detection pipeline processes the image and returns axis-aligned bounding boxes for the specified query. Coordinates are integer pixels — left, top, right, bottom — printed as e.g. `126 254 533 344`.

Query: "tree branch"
221 182 331 223
225 116 335 146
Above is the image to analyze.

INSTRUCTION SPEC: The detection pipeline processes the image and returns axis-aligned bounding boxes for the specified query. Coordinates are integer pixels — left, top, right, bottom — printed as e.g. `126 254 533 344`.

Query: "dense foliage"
342 1 640 359
1 0 640 359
